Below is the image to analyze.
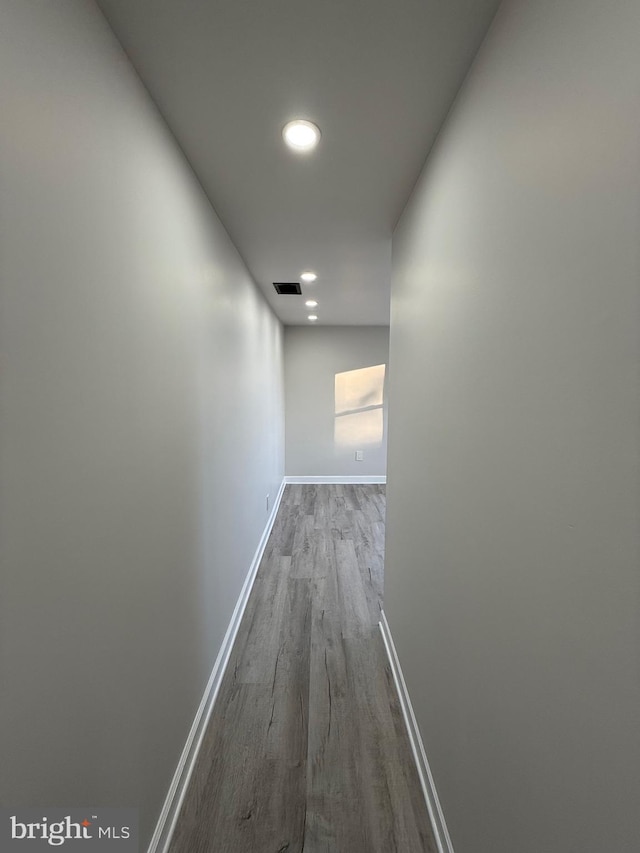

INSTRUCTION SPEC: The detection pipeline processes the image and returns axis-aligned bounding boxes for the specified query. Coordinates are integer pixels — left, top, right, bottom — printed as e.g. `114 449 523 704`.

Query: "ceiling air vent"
273 282 302 295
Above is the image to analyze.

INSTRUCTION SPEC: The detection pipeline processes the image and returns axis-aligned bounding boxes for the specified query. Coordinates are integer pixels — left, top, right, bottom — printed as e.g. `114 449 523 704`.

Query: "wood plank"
234 556 290 685
334 538 375 638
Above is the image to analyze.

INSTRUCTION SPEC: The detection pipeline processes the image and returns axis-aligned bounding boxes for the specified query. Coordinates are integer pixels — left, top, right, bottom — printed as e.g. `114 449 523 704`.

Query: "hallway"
169 485 436 852
3 2 639 851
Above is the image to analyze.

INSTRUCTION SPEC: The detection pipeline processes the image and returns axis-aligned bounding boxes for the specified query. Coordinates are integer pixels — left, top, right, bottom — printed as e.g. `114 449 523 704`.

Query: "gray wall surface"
0 1 283 847
385 1 640 851
284 326 389 477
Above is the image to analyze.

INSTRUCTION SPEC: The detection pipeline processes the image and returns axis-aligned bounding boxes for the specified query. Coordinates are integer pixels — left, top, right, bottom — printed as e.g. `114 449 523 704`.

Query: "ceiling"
96 0 501 326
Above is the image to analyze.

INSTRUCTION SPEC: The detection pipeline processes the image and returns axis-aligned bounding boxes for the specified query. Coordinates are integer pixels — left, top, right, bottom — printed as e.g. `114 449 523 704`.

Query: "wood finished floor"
169 484 437 853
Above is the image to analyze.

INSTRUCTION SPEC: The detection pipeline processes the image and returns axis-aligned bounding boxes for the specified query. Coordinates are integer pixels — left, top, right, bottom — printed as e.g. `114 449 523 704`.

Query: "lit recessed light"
300 271 317 283
308 314 318 322
305 300 318 308
283 120 321 152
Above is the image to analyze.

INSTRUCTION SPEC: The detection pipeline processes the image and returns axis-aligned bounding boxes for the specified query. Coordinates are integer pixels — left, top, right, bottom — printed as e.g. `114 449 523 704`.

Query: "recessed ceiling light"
300 271 317 283
282 120 321 152
308 314 318 322
305 300 318 308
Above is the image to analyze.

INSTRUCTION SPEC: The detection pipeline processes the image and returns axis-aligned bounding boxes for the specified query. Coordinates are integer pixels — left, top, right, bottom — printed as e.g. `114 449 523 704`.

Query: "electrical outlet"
355 450 364 461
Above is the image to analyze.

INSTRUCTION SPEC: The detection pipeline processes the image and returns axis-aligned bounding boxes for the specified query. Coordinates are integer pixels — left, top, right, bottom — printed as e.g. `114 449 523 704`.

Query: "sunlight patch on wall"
334 364 386 448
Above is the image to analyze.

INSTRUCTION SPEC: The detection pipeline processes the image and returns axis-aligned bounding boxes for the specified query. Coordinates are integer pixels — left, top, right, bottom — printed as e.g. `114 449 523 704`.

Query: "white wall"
0 1 283 847
385 1 640 851
284 326 389 477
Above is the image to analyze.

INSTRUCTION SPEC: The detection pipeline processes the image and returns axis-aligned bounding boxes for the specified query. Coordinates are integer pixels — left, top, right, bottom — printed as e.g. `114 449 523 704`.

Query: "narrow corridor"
169 485 436 852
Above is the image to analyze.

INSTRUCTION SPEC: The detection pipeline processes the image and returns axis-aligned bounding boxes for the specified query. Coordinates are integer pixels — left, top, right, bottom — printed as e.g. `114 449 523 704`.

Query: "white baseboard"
284 475 386 484
147 477 287 853
379 610 454 853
